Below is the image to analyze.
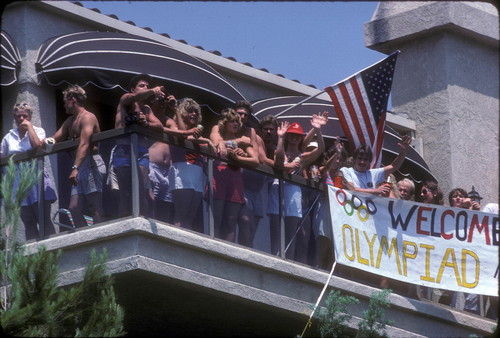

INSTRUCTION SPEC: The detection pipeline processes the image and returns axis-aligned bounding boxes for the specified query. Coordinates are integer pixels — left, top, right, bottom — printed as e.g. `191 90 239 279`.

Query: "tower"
365 1 499 205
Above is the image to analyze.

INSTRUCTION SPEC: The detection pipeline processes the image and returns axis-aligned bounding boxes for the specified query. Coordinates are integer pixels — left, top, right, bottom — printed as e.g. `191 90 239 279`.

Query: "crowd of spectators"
1 73 497 319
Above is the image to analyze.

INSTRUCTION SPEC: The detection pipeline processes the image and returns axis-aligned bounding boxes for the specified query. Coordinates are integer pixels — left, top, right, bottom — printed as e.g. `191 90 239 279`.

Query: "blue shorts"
112 144 149 169
71 154 106 196
168 161 205 193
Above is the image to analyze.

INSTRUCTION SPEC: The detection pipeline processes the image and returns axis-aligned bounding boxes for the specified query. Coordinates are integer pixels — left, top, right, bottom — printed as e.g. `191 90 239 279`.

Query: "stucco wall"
365 1 499 205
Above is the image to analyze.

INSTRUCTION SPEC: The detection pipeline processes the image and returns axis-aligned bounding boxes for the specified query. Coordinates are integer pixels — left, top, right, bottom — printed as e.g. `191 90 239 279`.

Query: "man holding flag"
340 136 411 196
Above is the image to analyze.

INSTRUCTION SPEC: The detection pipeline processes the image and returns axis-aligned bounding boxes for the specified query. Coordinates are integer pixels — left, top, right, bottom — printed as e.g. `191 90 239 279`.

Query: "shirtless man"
113 73 164 217
46 85 105 228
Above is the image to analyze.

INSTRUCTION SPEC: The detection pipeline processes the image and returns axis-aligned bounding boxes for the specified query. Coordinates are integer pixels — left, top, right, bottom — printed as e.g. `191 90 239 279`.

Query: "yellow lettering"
342 224 355 261
355 228 369 265
436 248 462 286
462 249 480 288
420 244 435 282
375 236 402 275
363 231 377 267
402 241 418 276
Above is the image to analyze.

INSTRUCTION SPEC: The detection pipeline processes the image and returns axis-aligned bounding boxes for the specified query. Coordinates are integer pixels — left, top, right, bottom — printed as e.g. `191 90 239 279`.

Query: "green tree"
0 157 125 337
315 290 359 337
356 288 393 338
311 288 394 337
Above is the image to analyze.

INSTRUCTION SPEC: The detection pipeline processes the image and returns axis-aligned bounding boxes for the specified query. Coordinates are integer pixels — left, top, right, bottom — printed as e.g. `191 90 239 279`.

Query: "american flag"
325 51 400 168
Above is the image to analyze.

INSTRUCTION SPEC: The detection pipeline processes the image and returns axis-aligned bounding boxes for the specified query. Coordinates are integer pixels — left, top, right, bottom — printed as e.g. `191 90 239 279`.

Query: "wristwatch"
71 165 78 170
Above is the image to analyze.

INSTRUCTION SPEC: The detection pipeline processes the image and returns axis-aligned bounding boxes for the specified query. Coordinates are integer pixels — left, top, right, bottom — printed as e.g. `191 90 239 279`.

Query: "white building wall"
365 1 499 205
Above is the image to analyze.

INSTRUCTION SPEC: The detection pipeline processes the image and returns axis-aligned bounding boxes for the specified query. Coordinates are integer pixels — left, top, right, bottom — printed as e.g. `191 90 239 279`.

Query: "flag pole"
299 261 338 337
274 90 327 118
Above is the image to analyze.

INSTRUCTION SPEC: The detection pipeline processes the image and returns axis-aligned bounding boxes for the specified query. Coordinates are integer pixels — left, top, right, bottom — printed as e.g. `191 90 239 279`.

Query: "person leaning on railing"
448 187 480 314
209 108 259 243
113 74 164 218
1 102 57 240
314 138 347 270
269 113 327 262
168 98 214 233
340 135 411 196
44 85 106 228
417 180 451 304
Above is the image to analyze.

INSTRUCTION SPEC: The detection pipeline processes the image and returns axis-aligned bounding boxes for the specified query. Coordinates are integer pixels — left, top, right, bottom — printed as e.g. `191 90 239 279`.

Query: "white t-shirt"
0 126 46 157
340 166 385 189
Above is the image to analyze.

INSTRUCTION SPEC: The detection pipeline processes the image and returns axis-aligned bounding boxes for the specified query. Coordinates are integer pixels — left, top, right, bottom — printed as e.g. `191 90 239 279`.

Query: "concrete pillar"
364 1 499 205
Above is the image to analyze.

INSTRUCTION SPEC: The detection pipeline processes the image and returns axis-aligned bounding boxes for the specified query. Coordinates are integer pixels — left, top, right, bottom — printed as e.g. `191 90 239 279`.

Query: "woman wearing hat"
268 113 326 261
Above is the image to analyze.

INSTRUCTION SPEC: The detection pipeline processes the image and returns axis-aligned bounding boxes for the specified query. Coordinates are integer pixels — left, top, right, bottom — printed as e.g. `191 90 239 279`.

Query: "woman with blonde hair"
210 108 258 242
168 98 213 232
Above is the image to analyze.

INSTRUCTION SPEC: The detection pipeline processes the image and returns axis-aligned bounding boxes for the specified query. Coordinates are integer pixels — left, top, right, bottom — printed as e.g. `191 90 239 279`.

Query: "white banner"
328 186 499 296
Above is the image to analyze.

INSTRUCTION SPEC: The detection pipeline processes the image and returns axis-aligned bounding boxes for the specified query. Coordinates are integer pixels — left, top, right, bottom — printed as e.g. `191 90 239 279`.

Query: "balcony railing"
0 125 497 319
0 125 323 255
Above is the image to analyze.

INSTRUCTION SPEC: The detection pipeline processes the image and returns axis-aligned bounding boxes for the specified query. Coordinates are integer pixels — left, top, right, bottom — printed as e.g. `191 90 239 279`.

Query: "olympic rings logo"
335 189 377 221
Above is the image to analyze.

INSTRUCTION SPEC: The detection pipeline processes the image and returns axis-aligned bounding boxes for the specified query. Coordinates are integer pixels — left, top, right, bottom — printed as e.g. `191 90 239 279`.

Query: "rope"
300 261 338 337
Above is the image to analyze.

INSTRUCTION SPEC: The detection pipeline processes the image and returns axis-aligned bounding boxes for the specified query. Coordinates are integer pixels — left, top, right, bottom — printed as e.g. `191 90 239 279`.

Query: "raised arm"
121 86 164 106
383 135 411 178
302 111 328 152
301 112 327 167
319 137 343 178
144 105 163 132
273 121 289 168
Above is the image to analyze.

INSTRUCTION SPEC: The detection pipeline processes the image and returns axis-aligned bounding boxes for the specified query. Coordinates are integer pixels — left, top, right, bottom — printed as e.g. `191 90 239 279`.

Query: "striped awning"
1 30 22 86
35 31 245 110
252 95 437 183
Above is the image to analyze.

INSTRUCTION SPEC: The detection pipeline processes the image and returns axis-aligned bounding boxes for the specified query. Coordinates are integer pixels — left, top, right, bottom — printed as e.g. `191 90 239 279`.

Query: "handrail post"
207 157 214 237
130 133 140 217
279 179 285 259
37 157 45 238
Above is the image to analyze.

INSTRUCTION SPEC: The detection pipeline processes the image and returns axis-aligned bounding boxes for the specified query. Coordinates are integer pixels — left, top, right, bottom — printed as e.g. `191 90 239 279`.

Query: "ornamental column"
364 1 499 205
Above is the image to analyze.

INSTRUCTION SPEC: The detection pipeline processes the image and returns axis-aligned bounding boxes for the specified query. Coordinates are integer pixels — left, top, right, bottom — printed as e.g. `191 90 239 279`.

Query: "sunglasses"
421 188 430 195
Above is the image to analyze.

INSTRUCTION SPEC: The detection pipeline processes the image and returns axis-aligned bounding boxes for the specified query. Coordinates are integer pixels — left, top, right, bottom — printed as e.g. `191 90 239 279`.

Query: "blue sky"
80 1 384 90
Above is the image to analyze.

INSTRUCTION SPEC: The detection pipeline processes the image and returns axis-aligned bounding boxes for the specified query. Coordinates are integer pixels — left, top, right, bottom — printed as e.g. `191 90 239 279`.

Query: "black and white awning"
35 31 245 109
1 30 22 86
252 95 436 183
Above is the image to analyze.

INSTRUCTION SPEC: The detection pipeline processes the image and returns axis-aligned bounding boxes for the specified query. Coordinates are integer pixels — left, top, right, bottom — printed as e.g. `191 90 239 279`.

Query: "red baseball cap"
286 122 304 135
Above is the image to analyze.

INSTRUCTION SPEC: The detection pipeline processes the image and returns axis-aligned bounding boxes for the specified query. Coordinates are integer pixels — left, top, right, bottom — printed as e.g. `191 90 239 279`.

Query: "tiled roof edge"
70 1 316 89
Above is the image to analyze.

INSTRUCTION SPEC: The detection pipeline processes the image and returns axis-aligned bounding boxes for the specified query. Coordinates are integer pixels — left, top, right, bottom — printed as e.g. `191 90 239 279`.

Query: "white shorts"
267 179 302 218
